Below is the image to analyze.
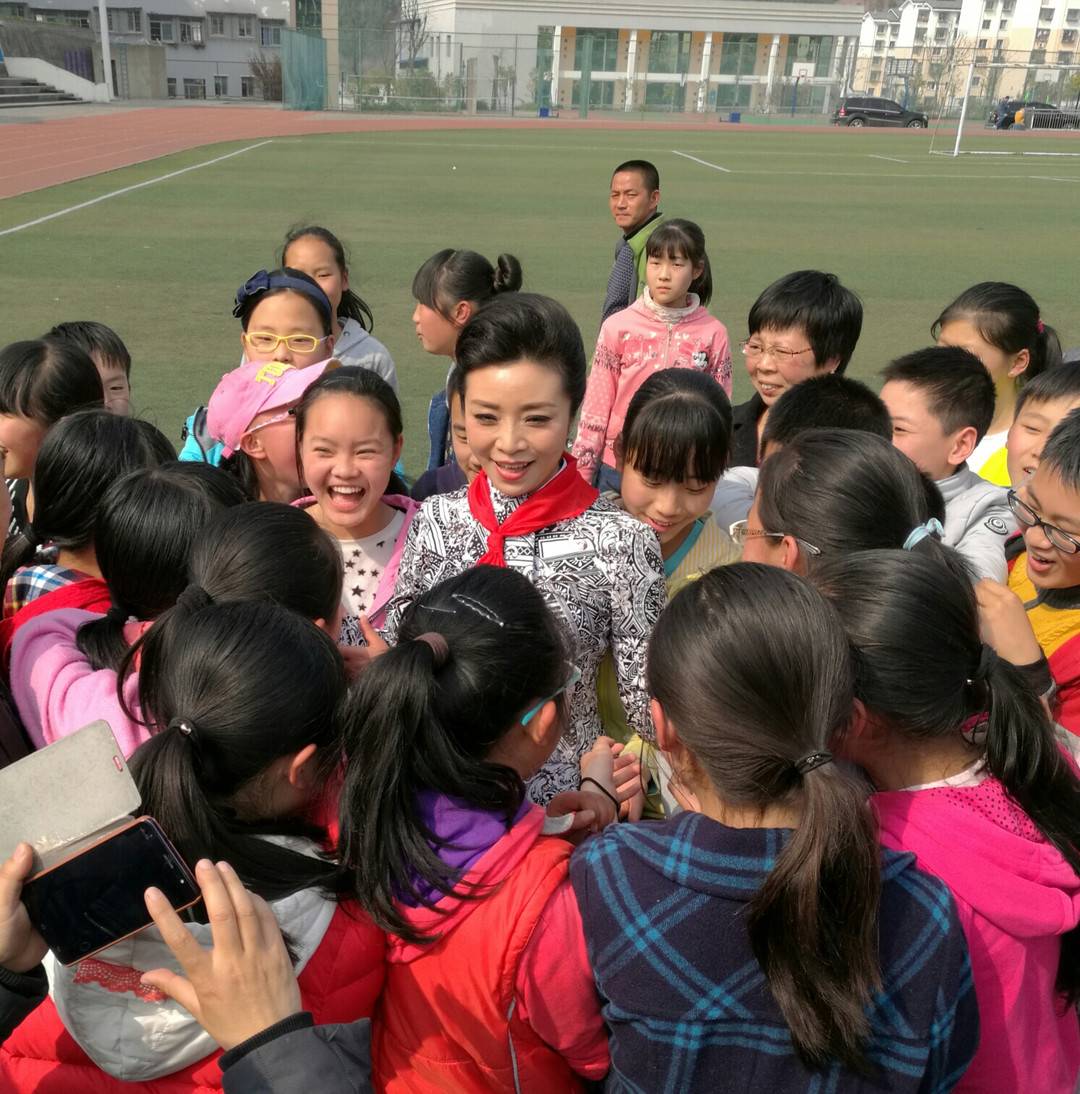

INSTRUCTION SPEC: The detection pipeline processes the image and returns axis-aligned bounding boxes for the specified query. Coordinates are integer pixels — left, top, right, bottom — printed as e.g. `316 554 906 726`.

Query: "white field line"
867 153 908 163
672 150 731 173
1028 174 1080 182
0 140 273 237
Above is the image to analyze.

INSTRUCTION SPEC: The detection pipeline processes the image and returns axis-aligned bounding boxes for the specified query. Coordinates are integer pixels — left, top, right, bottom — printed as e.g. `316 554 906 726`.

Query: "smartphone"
21 816 200 966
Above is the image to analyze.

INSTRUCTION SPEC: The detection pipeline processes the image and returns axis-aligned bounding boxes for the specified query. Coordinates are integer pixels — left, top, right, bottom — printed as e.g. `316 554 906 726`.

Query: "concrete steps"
0 75 83 107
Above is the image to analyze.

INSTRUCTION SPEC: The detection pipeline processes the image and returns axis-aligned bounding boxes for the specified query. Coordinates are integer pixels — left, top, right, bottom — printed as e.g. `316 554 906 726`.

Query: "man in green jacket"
601 160 663 323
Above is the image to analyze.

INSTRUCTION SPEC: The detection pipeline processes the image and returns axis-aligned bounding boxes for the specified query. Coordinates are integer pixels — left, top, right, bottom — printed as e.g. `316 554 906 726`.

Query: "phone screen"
22 818 199 965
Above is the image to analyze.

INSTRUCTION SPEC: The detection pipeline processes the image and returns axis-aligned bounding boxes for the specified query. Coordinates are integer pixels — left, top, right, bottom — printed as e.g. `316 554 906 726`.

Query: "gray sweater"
938 465 1014 582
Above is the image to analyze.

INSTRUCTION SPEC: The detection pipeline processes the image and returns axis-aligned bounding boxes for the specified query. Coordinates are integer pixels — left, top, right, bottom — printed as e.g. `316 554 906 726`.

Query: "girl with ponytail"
7 463 244 753
339 564 615 1091
572 562 979 1090
0 410 173 616
934 281 1063 484
812 549 1080 1091
0 598 384 1092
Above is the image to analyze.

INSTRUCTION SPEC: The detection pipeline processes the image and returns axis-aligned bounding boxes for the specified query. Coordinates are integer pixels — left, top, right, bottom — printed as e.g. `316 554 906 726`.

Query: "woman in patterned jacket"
384 293 666 804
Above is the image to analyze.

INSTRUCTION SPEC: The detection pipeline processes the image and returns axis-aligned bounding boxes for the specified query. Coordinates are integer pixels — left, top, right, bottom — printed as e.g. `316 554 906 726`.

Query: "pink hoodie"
571 289 732 482
10 609 148 756
874 778 1080 1092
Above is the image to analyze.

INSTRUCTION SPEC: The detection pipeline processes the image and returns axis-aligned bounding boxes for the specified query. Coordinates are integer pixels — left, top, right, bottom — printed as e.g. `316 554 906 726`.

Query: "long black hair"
75 463 246 672
337 566 568 941
127 598 346 901
411 248 522 320
644 219 713 307
756 429 944 567
0 411 174 590
933 281 1062 384
282 224 375 332
0 338 103 424
812 549 1080 1003
455 293 587 418
616 368 731 483
119 501 343 689
647 563 880 1071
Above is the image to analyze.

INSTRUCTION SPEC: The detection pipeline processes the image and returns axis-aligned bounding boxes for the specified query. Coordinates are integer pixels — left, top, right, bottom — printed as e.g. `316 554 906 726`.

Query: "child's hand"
0 843 46 974
975 579 1043 667
612 743 645 822
547 789 615 839
141 860 302 1051
337 616 391 680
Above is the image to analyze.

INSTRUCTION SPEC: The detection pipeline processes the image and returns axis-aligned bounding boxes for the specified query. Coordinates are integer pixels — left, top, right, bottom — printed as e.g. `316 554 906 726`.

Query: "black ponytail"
119 502 343 690
338 565 567 942
0 411 173 592
647 563 880 1071
76 463 245 671
128 598 346 902
411 248 523 320
812 549 1080 1004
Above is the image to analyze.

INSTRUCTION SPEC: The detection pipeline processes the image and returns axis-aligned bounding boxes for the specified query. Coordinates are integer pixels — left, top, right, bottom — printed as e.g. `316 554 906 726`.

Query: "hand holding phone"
0 843 46 974
142 859 302 1051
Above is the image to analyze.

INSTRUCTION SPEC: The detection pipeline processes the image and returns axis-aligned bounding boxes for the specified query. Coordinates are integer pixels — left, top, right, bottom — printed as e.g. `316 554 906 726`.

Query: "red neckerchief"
1 577 111 673
467 455 599 567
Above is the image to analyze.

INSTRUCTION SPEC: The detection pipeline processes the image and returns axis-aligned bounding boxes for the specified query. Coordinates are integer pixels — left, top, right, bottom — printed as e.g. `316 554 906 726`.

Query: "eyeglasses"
242 407 296 438
521 664 582 726
1008 490 1080 555
243 332 328 355
729 519 822 557
739 339 813 362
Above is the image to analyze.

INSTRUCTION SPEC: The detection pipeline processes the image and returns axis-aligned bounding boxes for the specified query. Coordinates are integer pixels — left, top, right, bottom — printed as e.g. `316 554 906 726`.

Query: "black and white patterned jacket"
383 484 666 804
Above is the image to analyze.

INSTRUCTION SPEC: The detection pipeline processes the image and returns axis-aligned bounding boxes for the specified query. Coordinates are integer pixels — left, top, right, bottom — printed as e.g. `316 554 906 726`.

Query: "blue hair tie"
232 269 332 326
902 517 944 551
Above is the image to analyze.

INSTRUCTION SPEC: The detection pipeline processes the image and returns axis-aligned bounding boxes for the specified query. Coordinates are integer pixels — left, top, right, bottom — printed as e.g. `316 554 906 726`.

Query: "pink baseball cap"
206 357 339 457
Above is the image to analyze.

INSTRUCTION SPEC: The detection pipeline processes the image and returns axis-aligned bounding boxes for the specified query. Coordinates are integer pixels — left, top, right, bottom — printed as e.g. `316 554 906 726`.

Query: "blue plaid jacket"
570 812 978 1093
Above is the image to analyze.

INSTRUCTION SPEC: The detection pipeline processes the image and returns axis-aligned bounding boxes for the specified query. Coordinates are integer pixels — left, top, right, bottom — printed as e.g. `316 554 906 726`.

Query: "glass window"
570 79 614 107
214 74 228 95
183 77 206 99
237 15 253 38
166 77 176 96
241 75 255 96
260 22 281 46
784 34 834 77
573 28 618 72
718 33 757 76
179 20 202 43
295 0 320 31
149 17 174 42
1039 6 1054 21
648 30 691 74
210 14 224 35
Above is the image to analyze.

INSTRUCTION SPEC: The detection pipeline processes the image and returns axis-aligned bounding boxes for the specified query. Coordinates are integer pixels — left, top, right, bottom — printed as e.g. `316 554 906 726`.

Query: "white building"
2 0 287 97
324 0 866 115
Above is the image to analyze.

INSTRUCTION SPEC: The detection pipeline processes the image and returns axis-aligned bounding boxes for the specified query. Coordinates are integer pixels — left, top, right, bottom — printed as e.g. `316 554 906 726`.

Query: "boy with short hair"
730 270 863 467
45 321 131 415
711 373 891 526
880 346 1012 582
602 160 662 323
1004 363 1080 487
1006 407 1080 733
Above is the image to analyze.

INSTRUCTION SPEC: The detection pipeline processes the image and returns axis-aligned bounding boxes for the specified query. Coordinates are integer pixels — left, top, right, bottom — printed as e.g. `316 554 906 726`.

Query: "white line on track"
0 140 273 237
672 150 731 173
1028 174 1080 182
867 153 908 163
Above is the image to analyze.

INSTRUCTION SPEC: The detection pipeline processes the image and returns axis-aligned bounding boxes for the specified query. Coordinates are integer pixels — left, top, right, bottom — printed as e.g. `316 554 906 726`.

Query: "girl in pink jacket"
571 219 732 490
814 549 1080 1093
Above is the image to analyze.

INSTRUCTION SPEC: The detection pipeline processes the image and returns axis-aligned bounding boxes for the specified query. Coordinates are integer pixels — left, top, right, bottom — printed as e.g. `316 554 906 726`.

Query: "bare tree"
249 50 282 101
397 0 427 72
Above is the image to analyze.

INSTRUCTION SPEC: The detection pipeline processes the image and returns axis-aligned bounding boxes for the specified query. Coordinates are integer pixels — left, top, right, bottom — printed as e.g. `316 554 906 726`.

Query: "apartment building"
1 0 287 97
855 0 1080 105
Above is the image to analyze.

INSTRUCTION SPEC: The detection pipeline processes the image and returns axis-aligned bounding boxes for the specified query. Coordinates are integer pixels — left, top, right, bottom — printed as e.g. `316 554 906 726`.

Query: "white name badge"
536 535 595 561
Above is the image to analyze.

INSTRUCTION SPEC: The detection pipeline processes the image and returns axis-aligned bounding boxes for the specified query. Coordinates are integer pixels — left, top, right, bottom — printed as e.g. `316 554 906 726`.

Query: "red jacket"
372 809 589 1092
0 901 384 1093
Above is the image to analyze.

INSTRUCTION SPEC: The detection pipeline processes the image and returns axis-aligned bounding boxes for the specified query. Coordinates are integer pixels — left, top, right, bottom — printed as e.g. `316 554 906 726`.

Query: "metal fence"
307 28 857 119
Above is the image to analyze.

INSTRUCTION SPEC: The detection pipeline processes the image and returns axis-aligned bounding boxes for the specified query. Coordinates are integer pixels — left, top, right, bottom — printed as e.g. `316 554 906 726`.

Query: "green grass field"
1 124 1077 476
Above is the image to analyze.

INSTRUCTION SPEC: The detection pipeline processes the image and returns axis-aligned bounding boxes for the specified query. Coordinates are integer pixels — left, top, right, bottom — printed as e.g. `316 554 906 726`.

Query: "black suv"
987 99 1080 129
832 96 928 128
